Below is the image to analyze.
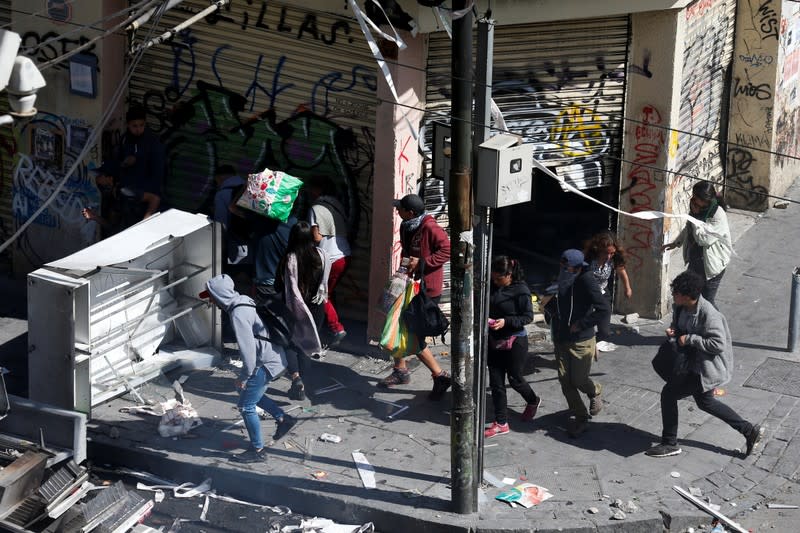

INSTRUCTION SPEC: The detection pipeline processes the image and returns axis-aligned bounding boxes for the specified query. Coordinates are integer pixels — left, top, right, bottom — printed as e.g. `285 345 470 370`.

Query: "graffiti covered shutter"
675 0 737 198
128 1 377 320
425 16 630 191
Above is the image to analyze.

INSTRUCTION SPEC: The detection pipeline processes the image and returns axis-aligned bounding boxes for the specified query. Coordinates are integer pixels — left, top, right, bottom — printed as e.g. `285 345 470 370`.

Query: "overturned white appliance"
27 209 222 416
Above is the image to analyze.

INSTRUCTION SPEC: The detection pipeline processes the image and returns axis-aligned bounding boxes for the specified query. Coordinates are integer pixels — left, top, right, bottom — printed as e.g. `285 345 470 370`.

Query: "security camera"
7 56 46 117
0 29 21 93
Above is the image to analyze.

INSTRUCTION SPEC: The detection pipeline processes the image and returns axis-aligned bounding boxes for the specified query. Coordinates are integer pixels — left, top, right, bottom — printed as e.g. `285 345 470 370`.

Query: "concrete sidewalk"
2 180 798 531
83 180 800 532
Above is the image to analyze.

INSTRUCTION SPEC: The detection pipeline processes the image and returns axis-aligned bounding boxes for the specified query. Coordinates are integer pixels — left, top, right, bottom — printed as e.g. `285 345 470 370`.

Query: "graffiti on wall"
774 4 800 171
21 30 98 71
621 105 666 271
12 113 100 265
726 0 781 210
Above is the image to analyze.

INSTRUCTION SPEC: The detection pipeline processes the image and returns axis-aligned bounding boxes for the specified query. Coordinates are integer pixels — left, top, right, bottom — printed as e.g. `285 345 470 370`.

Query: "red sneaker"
484 422 510 439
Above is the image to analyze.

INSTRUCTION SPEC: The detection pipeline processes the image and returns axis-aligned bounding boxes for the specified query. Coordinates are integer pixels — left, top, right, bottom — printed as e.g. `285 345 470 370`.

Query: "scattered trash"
352 451 376 489
623 313 639 324
501 477 516 485
495 483 553 508
773 200 789 209
767 503 799 509
154 489 165 503
373 398 409 420
311 471 328 480
315 379 345 395
670 471 681 478
596 340 618 352
199 493 211 521
689 487 703 497
611 509 626 520
482 470 506 488
709 523 727 532
587 507 599 514
673 486 748 533
612 499 638 513
319 433 342 443
289 518 375 533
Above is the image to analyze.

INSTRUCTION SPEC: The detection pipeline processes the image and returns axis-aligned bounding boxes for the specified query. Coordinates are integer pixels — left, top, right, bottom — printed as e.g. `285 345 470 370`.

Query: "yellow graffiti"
550 106 606 158
669 130 679 159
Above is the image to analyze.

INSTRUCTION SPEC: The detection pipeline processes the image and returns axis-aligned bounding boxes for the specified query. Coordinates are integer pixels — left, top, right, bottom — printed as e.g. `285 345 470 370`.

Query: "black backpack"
402 282 450 341
231 296 296 350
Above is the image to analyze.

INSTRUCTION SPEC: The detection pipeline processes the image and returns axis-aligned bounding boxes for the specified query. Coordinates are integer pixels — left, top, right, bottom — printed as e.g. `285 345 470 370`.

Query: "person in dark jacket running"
201 274 296 463
484 256 540 439
545 249 610 437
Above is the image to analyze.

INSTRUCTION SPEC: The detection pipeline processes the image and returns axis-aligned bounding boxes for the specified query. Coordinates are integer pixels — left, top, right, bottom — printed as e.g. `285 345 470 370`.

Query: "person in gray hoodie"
202 274 296 463
645 271 764 458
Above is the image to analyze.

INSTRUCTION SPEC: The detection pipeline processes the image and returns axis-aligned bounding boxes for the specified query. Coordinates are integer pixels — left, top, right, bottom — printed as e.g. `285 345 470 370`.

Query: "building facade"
1 0 797 337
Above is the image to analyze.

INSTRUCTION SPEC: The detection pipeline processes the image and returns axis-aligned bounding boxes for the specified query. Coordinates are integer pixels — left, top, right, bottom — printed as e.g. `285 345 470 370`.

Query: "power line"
379 96 800 207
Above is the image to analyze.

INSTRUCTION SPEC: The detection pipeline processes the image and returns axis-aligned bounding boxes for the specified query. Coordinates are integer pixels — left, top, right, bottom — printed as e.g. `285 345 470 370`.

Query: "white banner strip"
531 158 718 234
350 0 400 102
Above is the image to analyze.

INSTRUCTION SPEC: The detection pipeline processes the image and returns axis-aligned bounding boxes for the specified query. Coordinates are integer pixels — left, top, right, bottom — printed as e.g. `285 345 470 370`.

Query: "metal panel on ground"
128 1 377 321
425 16 630 193
674 0 737 208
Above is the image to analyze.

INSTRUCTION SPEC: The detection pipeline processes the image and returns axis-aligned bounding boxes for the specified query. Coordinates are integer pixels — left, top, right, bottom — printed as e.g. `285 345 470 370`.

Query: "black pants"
660 372 752 445
488 336 538 425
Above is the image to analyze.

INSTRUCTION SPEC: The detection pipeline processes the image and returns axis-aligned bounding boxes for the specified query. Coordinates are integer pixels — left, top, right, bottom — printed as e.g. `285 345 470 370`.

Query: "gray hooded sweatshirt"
205 274 287 381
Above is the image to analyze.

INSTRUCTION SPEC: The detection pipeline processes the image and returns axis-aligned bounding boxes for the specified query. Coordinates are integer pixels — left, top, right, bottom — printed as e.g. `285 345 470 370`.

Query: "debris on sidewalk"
315 379 345 395
495 483 553 508
373 397 409 419
596 340 618 352
774 199 789 209
673 485 749 533
319 433 342 443
352 451 376 489
767 502 799 509
623 313 639 324
281 517 375 533
311 471 328 480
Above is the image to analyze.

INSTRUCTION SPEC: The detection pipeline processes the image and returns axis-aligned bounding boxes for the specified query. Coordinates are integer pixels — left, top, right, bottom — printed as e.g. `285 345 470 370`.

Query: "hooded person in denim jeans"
202 274 296 463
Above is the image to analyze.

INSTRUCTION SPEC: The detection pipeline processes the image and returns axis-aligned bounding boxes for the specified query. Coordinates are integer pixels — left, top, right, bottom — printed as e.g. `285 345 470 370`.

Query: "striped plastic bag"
379 279 420 357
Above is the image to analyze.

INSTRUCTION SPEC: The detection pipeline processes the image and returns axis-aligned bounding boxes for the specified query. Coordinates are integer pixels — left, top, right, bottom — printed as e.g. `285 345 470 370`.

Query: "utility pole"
450 0 475 515
472 17 495 502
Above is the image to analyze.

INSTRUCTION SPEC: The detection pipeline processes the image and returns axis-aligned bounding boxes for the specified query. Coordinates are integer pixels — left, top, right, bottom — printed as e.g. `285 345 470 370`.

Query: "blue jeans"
237 366 284 450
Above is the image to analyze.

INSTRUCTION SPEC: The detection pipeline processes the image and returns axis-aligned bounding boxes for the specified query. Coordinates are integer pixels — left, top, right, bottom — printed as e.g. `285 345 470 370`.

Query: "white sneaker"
596 341 617 352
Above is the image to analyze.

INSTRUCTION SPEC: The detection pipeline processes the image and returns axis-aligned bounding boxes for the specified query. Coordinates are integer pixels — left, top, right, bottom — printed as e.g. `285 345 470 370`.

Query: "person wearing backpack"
200 274 296 464
378 193 452 401
276 221 331 400
484 256 541 438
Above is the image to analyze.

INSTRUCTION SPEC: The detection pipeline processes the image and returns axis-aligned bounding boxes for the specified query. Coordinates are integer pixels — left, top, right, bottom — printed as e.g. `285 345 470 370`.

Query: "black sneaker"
230 446 267 464
745 424 765 456
567 417 589 438
428 371 452 401
288 378 305 400
645 443 682 457
273 415 297 441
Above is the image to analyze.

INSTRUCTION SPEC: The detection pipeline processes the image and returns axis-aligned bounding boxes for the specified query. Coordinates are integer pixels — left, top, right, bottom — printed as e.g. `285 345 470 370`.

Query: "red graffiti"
624 105 665 270
396 135 412 182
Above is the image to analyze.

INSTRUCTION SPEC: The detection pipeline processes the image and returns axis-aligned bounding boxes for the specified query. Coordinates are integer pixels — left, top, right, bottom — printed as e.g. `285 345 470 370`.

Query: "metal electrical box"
476 134 533 208
27 209 222 416
432 121 451 180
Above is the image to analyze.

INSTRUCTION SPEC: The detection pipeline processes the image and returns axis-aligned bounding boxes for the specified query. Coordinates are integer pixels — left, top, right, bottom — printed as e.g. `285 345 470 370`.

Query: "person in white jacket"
663 182 732 307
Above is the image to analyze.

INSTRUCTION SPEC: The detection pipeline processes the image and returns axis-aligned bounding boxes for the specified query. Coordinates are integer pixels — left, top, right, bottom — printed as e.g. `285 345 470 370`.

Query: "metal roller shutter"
128 1 377 321
0 0 13 270
425 16 630 193
675 0 736 190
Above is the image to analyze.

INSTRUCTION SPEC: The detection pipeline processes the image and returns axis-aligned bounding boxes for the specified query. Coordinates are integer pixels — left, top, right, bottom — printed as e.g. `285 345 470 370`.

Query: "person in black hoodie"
484 256 540 439
545 249 610 438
